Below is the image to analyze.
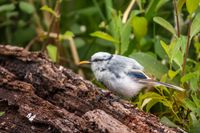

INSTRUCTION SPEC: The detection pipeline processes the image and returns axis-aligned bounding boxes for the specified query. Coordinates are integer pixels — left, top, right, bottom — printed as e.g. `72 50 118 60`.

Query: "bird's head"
79 52 113 73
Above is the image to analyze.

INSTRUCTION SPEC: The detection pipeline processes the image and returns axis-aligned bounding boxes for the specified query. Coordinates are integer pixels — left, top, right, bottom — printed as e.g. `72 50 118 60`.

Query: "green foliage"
132 16 148 39
19 1 35 14
130 52 168 79
186 0 200 14
153 17 176 36
90 31 119 43
0 111 5 117
190 12 200 38
41 5 59 18
47 44 57 62
0 0 200 132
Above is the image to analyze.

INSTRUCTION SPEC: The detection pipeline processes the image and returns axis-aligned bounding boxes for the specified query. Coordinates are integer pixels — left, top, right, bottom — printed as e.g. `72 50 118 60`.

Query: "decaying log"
0 45 184 133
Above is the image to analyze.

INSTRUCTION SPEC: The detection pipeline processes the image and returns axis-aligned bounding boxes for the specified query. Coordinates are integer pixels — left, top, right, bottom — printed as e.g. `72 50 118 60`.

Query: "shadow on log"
0 45 183 133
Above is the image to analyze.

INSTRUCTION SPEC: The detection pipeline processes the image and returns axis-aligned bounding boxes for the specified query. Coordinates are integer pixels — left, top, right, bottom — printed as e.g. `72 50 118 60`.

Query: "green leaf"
191 94 200 108
139 92 173 111
160 40 170 58
173 50 183 69
145 0 161 21
62 31 74 40
154 37 168 59
177 0 186 12
47 44 57 62
130 52 168 79
189 112 199 125
141 98 152 110
90 31 119 43
121 14 133 54
160 116 178 128
168 69 180 80
153 17 176 36
186 0 200 14
184 98 197 111
0 3 15 12
41 5 59 18
145 99 160 112
109 10 122 53
132 16 148 39
190 77 199 91
19 1 35 14
0 111 5 117
190 12 200 38
177 35 187 56
181 72 197 83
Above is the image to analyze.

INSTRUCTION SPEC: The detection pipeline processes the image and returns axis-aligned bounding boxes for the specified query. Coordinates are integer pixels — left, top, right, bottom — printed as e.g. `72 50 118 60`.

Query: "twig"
122 0 136 23
42 0 60 52
41 0 51 28
68 38 85 77
25 36 38 50
182 19 191 75
173 0 180 37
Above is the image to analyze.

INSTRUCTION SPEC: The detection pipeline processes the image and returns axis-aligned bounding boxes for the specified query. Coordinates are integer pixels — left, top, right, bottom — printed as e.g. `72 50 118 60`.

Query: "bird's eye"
92 55 113 62
92 58 103 62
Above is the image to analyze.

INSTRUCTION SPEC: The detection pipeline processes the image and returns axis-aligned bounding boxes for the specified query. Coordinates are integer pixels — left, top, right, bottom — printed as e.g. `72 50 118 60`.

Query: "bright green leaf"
41 5 59 18
47 44 57 62
168 69 180 80
0 3 15 12
130 52 168 79
132 16 148 39
153 17 176 36
90 31 119 43
139 92 173 111
186 0 200 14
61 31 74 40
19 1 35 14
177 0 186 12
191 12 200 38
160 40 170 58
141 98 152 110
145 99 160 112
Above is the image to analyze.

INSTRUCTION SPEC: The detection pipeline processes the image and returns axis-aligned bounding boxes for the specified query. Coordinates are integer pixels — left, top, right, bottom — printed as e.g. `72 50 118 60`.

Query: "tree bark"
0 45 183 133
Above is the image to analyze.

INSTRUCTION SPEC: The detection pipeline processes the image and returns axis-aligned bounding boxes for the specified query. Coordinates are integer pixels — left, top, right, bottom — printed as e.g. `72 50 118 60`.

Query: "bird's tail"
137 79 185 91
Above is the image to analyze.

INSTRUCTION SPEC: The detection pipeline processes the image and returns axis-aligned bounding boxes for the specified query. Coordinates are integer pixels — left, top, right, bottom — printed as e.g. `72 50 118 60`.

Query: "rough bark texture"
0 45 183 133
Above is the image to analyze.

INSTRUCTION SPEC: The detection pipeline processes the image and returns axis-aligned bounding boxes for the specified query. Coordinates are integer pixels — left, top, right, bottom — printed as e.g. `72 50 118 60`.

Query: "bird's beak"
79 60 91 65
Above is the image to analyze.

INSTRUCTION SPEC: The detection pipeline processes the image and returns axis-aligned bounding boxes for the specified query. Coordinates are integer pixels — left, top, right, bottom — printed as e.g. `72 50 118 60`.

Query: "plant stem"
182 19 191 76
122 0 136 23
173 0 180 37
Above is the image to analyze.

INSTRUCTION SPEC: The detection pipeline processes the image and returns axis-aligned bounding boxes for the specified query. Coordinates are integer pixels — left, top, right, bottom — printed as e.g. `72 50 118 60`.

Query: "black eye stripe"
92 54 113 62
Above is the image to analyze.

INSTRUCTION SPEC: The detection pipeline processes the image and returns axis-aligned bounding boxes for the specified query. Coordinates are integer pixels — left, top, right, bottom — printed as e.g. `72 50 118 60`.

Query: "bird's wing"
113 55 144 70
127 70 150 79
136 79 185 91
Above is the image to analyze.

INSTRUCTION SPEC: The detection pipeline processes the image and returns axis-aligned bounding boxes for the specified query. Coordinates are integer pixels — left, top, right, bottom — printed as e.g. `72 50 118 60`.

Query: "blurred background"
0 0 200 131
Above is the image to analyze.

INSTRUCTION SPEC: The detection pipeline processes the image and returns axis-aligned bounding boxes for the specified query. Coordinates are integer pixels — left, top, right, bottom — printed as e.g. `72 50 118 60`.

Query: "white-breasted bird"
79 52 184 98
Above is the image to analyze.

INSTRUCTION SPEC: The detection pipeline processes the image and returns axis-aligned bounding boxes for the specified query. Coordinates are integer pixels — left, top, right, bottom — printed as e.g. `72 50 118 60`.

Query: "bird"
79 52 185 99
